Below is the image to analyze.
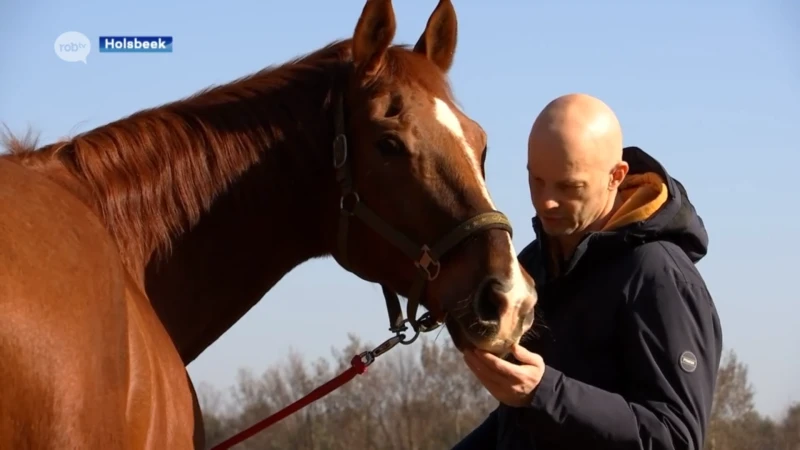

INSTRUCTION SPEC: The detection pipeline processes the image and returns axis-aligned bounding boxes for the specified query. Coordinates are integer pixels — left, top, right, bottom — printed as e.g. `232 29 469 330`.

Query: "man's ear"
609 161 629 190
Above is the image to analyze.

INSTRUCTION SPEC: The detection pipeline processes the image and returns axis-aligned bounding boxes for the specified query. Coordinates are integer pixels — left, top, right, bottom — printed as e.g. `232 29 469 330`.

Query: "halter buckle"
415 246 441 281
332 134 348 168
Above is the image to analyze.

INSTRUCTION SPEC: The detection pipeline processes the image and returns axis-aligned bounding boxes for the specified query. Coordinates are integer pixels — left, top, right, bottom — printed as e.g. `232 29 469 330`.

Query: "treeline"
197 334 799 450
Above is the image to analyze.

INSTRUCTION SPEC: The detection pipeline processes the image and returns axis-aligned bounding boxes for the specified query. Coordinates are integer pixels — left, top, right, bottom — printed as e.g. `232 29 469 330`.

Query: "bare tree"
198 334 497 449
705 349 787 450
199 340 793 450
777 402 800 450
196 381 235 447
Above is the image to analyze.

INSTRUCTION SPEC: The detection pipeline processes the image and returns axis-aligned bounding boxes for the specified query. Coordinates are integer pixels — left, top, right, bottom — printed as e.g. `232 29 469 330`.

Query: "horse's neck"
26 55 345 364
138 66 346 364
144 147 334 363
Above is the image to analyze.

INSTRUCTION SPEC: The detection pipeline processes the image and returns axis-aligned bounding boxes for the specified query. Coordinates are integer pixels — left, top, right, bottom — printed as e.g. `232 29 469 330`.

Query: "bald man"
456 93 722 450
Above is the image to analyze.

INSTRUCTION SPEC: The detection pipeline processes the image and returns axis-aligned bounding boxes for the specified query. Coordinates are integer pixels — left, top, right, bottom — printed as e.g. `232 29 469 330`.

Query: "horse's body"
0 1 537 448
0 158 199 448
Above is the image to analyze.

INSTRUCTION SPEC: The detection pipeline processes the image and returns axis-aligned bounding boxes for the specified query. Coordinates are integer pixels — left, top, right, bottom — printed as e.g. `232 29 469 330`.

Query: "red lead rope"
209 333 407 450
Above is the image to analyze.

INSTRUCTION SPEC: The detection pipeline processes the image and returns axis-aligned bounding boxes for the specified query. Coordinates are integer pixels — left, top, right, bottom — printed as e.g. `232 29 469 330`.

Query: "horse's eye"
377 136 408 158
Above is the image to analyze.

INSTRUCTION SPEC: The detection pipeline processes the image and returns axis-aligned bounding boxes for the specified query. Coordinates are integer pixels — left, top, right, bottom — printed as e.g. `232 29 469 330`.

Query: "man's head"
527 93 628 240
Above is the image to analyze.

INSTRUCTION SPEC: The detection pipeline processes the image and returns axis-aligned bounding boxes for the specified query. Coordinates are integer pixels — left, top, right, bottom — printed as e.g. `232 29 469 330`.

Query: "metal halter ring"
389 319 420 346
398 329 420 346
339 192 360 213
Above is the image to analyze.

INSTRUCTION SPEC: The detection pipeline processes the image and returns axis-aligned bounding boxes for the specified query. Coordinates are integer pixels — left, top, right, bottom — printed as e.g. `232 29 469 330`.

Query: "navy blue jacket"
452 146 723 450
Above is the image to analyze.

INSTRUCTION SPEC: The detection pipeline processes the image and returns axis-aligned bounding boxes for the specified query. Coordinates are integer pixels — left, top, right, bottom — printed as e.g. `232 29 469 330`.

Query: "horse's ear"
352 0 396 76
413 0 458 72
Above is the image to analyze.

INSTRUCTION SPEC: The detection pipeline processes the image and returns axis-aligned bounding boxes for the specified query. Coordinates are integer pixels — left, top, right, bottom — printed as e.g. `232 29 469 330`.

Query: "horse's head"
330 0 537 356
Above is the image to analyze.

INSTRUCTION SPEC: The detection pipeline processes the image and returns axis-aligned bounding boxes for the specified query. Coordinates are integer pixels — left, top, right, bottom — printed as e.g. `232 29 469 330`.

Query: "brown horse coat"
0 1 536 448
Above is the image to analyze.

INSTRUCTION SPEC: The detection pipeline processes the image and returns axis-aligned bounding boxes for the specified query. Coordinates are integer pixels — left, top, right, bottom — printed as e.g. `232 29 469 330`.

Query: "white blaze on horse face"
433 98 494 207
432 98 496 209
432 97 535 342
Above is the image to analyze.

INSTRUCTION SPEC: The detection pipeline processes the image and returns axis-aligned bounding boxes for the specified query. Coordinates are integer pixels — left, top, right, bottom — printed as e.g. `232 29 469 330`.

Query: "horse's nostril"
473 277 504 324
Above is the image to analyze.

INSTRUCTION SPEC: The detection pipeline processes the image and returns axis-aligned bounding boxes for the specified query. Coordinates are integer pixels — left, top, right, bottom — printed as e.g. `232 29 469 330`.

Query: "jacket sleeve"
449 407 498 450
518 247 723 449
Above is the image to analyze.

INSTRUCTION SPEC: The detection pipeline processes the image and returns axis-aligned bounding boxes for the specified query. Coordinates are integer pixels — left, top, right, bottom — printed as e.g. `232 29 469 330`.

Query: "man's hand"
463 344 546 408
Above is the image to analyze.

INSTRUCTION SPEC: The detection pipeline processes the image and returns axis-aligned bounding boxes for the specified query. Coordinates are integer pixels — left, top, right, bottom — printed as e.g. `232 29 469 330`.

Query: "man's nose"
542 198 559 210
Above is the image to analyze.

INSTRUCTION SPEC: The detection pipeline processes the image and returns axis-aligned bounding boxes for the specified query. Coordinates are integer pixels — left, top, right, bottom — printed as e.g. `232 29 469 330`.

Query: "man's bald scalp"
528 93 623 170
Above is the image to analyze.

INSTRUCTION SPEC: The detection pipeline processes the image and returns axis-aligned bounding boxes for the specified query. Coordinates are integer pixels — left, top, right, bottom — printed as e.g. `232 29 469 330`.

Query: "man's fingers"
463 354 509 401
511 344 543 366
464 355 497 390
473 350 520 378
464 351 508 386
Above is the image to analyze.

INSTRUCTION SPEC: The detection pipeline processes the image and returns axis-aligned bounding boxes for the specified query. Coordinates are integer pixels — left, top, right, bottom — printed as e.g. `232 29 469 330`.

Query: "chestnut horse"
0 0 537 448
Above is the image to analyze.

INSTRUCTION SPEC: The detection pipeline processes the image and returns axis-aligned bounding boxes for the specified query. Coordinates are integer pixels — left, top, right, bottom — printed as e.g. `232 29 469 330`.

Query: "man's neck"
591 192 624 234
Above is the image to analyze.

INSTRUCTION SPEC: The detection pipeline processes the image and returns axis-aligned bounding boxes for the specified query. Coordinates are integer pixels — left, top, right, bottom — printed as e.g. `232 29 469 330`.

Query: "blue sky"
1 0 797 418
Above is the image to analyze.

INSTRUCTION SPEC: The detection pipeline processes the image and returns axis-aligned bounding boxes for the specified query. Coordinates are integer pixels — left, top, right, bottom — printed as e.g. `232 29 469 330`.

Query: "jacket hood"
529 146 709 275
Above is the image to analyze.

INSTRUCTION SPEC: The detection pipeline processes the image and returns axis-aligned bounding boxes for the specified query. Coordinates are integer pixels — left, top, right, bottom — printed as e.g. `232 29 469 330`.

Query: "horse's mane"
1 38 454 270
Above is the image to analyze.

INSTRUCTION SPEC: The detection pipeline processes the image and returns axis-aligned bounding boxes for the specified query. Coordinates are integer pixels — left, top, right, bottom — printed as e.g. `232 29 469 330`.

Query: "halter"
329 75 514 344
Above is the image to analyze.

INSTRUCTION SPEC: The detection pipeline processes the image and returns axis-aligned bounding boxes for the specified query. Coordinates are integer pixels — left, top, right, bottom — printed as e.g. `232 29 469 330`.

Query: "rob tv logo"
99 36 173 53
54 31 91 63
